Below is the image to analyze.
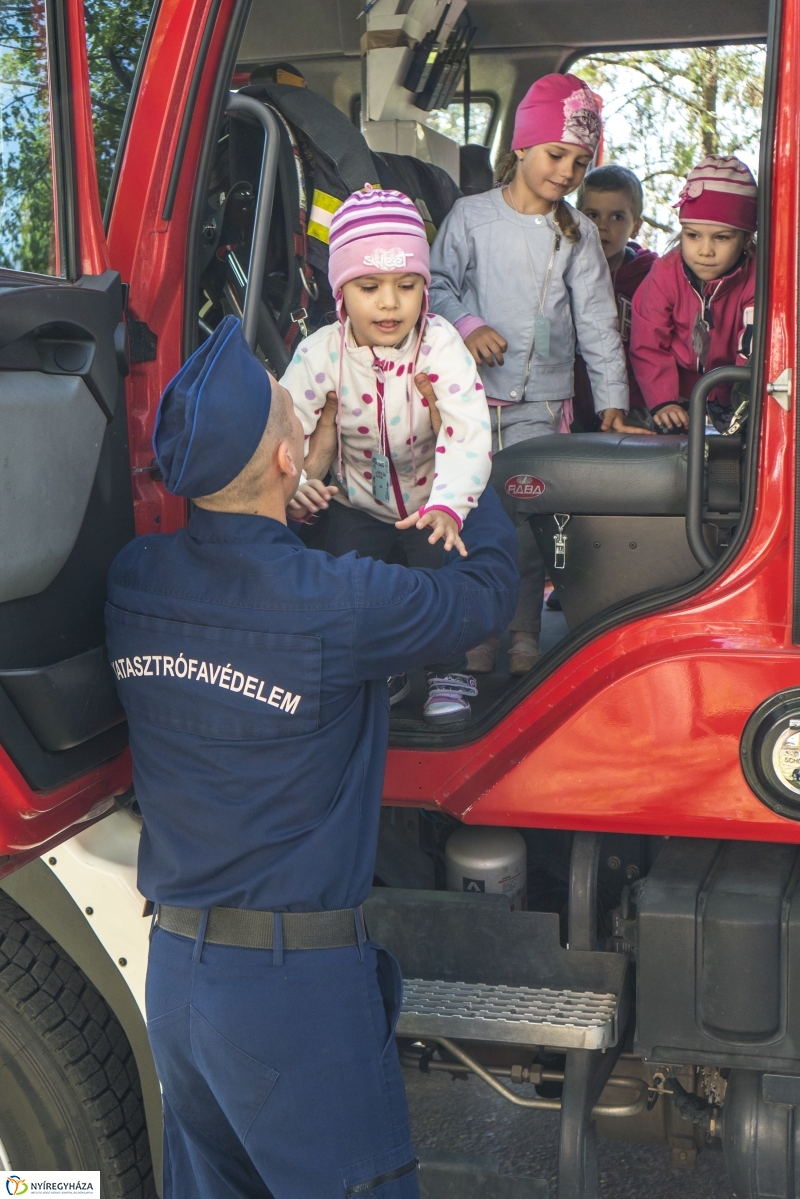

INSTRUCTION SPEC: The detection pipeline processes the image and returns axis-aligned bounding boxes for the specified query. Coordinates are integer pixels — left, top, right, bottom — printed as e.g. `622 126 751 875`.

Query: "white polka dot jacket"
281 315 492 530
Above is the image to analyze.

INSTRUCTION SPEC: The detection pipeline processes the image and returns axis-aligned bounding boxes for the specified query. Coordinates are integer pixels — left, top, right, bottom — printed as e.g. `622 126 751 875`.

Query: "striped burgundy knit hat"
674 155 757 232
327 185 431 296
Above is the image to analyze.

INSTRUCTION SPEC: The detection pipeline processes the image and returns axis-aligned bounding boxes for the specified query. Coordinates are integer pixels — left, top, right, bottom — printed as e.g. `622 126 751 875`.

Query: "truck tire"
0 893 155 1196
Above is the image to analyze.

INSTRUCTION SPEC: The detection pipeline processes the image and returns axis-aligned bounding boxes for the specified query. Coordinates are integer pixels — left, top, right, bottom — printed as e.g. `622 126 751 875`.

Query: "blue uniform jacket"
105 487 519 912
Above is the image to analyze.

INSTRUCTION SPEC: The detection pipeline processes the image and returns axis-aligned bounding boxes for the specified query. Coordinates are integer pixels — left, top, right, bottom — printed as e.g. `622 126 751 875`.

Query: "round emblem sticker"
505 474 545 499
772 722 800 794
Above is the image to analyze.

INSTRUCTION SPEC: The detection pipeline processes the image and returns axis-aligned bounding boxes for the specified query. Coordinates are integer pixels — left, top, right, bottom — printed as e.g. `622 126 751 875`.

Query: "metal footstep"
399 978 621 1050
363 888 629 1051
418 1151 547 1198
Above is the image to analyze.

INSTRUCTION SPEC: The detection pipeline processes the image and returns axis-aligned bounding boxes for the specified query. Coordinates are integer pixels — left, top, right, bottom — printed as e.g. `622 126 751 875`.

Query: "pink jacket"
629 249 755 411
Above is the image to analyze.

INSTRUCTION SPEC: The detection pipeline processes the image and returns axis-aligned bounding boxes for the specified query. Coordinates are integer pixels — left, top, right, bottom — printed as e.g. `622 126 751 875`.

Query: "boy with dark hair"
572 163 658 429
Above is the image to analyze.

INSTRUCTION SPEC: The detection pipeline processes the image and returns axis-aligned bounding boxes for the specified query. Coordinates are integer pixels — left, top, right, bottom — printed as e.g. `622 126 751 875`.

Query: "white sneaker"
423 672 478 726
388 674 411 705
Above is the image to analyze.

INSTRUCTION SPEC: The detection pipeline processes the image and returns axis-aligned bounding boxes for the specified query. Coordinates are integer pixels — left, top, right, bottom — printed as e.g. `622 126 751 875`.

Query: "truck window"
83 0 155 212
0 0 58 275
574 45 766 251
426 96 496 145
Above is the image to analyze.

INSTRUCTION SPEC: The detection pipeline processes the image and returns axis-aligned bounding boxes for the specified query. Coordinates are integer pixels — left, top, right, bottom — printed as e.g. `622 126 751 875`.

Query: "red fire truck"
0 0 792 1194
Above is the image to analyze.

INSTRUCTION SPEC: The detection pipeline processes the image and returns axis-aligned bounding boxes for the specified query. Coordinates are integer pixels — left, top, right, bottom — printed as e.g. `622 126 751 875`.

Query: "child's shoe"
465 636 499 674
508 633 540 676
423 672 478 725
388 674 410 706
545 590 562 611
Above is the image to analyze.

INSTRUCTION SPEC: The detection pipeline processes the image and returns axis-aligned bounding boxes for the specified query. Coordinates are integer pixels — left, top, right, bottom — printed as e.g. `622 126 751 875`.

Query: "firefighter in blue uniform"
105 316 519 1199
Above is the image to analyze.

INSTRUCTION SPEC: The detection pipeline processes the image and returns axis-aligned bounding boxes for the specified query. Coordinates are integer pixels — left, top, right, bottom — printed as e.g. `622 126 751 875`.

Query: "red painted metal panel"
0 751 131 853
65 0 109 275
107 0 239 539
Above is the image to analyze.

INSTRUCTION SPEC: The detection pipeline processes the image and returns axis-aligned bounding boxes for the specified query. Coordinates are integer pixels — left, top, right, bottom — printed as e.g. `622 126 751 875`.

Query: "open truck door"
0 0 137 867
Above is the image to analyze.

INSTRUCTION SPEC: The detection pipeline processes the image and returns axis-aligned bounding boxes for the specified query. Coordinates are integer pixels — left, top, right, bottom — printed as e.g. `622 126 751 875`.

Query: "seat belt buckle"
553 513 570 570
291 307 309 337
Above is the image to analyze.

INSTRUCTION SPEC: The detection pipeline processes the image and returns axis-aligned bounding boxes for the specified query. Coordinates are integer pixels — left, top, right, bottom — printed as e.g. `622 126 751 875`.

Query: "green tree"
0 0 55 273
577 46 765 248
0 0 151 277
83 0 153 212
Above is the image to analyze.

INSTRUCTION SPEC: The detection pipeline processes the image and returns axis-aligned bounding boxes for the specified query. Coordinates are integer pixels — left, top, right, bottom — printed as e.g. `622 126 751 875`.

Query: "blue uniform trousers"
146 926 419 1199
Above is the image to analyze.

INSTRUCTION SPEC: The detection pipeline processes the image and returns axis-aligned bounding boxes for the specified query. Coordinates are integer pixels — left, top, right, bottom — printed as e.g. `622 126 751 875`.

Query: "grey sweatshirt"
429 189 629 412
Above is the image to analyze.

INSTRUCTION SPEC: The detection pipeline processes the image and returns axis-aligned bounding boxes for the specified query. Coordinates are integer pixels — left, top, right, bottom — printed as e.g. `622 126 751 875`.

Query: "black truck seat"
200 84 464 376
491 432 741 630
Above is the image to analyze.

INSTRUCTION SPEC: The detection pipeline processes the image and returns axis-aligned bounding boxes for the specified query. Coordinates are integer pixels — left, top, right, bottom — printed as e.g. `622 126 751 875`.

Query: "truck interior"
184 0 773 749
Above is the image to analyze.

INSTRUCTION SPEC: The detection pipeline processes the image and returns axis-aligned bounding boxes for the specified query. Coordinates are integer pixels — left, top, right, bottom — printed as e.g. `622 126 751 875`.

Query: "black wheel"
0 893 155 1196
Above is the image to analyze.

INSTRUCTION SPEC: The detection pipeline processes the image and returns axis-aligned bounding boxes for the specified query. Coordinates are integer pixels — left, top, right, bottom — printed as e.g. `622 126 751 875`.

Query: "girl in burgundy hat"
430 73 632 676
629 154 757 431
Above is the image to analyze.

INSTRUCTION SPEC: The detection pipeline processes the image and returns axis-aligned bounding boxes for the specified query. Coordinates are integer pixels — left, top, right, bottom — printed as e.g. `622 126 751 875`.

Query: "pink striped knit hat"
674 155 757 232
328 186 430 485
328 185 431 296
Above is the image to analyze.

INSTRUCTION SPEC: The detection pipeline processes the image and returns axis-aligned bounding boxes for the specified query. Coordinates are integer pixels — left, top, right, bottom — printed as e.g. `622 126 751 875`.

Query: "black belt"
156 903 366 951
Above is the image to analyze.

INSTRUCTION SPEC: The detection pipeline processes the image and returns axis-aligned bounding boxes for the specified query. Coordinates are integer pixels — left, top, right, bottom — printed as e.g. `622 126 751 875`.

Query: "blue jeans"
146 925 419 1198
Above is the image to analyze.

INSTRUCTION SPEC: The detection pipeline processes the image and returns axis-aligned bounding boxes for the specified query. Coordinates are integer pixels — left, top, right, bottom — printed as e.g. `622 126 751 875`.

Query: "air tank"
445 826 527 911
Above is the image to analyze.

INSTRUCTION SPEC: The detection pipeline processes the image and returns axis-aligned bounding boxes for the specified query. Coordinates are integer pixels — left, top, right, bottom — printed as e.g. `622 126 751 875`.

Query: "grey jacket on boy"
429 189 629 413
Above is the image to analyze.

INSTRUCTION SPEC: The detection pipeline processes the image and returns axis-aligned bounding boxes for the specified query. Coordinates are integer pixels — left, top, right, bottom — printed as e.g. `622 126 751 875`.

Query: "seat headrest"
490 432 689 520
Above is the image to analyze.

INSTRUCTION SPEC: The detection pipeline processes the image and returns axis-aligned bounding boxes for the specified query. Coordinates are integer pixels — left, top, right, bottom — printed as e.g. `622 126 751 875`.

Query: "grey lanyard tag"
534 315 551 360
371 453 392 505
692 311 711 366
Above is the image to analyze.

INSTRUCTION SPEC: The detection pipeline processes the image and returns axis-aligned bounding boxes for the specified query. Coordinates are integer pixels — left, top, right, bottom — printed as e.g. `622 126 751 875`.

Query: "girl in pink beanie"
280 185 492 726
430 73 632 676
629 154 757 430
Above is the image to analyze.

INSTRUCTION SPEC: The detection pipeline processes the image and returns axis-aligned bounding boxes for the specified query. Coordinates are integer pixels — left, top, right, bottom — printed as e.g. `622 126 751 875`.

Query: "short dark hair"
577 164 644 222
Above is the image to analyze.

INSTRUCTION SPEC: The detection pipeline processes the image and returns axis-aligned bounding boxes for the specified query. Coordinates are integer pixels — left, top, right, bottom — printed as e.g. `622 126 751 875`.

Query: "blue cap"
152 316 271 498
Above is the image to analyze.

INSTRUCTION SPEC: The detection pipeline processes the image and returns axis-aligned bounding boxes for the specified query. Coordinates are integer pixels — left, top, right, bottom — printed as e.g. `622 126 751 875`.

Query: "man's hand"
652 403 689 431
415 372 442 436
303 391 339 479
600 407 656 435
287 479 338 522
464 325 508 367
396 508 467 557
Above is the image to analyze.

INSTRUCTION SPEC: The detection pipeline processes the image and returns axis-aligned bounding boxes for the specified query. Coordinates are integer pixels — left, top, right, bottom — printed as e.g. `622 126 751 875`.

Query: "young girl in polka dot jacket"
281 186 493 726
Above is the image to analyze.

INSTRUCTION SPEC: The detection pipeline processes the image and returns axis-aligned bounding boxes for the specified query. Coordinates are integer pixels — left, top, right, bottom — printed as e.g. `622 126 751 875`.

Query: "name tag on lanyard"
371 454 392 505
534 315 551 360
371 355 393 506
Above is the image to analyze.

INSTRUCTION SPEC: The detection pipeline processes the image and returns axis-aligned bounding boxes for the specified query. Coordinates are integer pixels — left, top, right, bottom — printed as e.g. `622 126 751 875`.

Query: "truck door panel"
0 271 134 790
0 371 105 604
0 0 135 839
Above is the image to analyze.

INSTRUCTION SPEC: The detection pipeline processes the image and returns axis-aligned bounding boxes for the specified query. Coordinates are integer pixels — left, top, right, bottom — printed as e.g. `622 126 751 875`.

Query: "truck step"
418 1150 547 1198
364 888 629 1050
399 977 620 1050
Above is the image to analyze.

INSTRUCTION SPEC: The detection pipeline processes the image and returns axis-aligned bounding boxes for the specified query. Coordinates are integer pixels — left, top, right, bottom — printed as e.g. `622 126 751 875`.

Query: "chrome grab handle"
686 364 751 570
223 93 281 350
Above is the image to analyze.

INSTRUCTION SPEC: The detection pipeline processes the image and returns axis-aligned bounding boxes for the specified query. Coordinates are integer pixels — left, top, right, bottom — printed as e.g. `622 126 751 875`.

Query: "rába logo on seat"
505 475 545 499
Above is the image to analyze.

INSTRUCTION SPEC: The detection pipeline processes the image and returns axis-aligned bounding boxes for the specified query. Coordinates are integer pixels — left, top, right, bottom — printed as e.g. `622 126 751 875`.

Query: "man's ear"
632 217 644 240
277 440 299 479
